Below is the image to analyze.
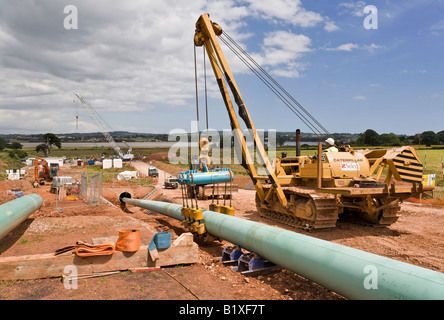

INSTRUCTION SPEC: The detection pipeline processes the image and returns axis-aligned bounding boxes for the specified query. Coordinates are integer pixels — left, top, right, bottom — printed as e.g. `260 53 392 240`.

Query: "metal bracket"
221 245 244 266
221 246 278 275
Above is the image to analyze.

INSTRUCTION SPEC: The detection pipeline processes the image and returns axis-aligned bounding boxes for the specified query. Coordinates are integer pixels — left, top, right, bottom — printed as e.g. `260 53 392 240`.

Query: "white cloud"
271 62 308 78
250 31 313 77
244 0 323 28
0 0 337 133
353 95 367 100
429 19 444 35
324 20 340 32
326 43 359 51
203 0 250 30
325 42 384 52
262 31 312 63
338 1 367 17
0 1 210 133
430 20 444 30
363 43 383 52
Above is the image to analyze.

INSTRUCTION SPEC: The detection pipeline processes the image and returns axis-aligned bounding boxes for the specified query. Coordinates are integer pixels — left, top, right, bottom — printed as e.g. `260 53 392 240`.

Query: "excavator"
34 157 52 186
194 13 428 230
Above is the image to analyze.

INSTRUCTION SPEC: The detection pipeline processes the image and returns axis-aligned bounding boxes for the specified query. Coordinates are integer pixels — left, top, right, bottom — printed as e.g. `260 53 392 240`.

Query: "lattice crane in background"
73 93 134 161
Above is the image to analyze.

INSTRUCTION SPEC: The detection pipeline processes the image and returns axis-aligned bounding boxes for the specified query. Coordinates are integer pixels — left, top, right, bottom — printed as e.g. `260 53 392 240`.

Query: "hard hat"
325 138 335 145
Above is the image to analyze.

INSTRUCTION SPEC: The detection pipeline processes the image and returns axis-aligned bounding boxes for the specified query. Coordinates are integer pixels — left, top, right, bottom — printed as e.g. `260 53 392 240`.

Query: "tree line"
0 133 61 160
349 129 444 147
0 137 27 160
1 130 443 155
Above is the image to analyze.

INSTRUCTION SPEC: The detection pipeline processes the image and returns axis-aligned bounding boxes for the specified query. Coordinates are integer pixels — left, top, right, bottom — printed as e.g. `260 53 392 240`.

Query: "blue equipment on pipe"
178 167 233 185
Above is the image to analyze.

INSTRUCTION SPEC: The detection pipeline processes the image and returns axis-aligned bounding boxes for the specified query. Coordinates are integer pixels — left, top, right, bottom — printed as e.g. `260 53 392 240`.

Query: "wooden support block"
0 233 198 280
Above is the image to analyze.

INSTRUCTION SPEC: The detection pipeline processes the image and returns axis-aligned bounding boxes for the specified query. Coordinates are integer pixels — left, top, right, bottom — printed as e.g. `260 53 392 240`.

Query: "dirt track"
0 159 443 301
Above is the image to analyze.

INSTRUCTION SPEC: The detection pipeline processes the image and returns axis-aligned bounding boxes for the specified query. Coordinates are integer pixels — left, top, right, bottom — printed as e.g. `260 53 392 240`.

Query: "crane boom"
73 93 134 161
194 14 287 206
193 14 427 230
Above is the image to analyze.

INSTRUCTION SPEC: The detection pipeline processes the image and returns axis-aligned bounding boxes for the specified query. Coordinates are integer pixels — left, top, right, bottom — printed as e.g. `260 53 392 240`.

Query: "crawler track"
255 187 339 230
255 187 401 230
341 198 401 227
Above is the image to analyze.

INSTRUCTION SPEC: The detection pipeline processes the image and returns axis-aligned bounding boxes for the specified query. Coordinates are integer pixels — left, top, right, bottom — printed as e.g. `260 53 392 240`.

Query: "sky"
0 0 443 136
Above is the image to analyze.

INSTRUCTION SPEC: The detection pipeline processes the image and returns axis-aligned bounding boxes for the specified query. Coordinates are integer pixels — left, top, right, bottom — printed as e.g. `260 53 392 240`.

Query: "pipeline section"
122 197 444 300
0 193 43 240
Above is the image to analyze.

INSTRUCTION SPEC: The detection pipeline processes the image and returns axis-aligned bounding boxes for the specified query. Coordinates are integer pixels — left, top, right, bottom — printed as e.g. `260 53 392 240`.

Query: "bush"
8 149 28 159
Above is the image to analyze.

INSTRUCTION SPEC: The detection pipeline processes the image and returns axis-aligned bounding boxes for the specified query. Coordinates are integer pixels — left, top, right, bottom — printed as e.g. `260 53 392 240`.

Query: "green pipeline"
0 193 43 240
122 198 444 300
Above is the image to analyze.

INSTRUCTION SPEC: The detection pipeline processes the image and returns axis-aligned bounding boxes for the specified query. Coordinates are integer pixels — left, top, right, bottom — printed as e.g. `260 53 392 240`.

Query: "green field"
415 149 444 185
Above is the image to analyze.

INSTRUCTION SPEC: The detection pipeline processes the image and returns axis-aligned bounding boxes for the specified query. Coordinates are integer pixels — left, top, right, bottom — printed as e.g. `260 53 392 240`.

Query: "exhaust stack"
296 129 301 157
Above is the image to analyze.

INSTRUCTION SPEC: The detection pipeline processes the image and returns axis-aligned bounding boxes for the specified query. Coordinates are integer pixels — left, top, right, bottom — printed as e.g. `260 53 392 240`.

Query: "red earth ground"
0 154 443 302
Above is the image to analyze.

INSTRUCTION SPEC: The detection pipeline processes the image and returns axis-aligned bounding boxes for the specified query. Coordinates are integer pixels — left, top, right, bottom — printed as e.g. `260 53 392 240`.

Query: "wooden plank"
0 233 198 280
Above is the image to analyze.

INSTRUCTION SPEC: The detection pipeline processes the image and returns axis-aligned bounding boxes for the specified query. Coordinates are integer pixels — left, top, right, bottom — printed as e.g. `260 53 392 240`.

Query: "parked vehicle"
164 176 179 189
148 167 159 178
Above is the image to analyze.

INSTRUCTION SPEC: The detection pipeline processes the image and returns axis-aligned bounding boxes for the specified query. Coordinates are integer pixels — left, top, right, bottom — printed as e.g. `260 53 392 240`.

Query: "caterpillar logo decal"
392 148 423 183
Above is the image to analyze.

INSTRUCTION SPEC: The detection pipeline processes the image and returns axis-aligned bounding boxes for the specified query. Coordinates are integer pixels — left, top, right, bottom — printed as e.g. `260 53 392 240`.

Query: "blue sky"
220 0 444 135
0 0 443 136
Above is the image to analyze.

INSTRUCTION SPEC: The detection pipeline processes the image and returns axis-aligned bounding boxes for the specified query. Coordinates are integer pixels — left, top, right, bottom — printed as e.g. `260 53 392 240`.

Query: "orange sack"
116 229 140 252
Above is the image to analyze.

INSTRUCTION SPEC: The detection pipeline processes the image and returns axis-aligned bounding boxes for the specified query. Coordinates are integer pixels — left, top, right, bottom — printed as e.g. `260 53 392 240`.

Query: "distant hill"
0 131 359 143
0 131 170 143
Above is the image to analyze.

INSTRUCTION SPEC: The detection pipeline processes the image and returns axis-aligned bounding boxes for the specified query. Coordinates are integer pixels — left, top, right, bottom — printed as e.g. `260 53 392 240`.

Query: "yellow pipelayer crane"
194 14 427 230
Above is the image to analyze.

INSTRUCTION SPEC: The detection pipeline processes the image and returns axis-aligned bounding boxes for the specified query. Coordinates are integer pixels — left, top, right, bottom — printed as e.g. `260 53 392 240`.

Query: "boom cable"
219 31 331 138
203 46 209 136
193 44 200 133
